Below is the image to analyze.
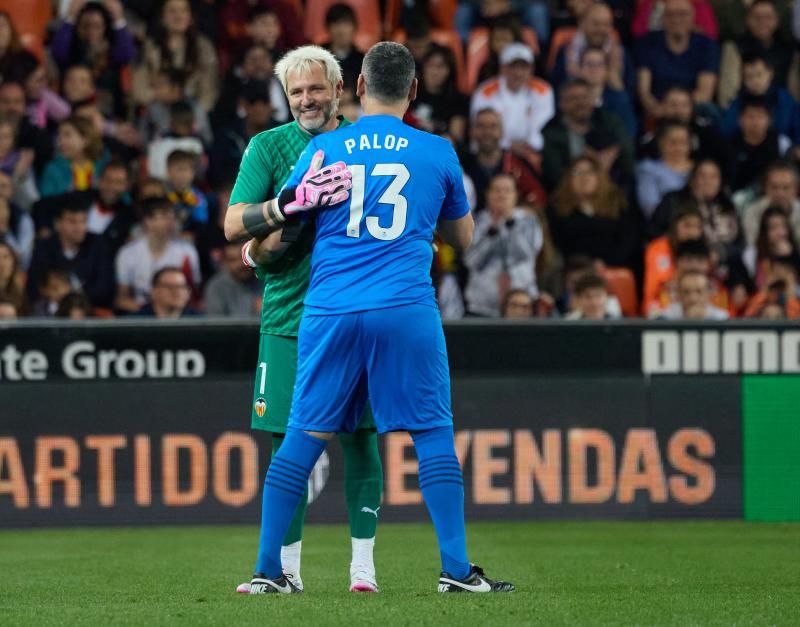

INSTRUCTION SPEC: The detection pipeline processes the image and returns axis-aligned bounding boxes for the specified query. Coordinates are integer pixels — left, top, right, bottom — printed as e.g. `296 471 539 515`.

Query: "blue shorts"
288 303 453 434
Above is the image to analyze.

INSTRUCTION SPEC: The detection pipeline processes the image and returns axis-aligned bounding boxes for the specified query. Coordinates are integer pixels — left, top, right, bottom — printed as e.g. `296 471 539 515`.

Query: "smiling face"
286 63 341 134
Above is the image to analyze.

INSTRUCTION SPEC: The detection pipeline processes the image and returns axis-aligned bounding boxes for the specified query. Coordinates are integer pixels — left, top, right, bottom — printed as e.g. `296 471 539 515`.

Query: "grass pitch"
1 521 798 626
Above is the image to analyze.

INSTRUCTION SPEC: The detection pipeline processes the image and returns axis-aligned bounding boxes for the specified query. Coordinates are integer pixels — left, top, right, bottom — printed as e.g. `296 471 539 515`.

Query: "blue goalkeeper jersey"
284 114 470 315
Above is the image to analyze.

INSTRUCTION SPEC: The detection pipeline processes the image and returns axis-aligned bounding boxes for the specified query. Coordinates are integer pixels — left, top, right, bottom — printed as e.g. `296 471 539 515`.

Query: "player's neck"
362 96 408 119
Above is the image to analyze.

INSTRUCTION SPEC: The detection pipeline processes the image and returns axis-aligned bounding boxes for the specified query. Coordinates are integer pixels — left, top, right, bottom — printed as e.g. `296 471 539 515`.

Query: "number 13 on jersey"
346 163 410 241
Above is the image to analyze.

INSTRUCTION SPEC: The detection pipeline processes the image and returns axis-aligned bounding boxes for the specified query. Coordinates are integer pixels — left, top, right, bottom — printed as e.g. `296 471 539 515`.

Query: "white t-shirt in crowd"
115 237 201 304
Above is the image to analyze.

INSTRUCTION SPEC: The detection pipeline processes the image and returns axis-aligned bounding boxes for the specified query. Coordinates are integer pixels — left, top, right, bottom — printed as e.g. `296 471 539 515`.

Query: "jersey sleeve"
229 135 275 205
439 144 471 221
282 138 319 192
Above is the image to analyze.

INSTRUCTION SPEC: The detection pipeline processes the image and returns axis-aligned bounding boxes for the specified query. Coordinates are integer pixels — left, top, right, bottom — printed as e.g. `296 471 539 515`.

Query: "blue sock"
411 426 470 579
255 428 327 578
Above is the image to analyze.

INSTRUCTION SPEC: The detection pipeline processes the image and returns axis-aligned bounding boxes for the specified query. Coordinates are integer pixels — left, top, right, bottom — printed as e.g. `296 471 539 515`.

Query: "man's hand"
280 150 352 215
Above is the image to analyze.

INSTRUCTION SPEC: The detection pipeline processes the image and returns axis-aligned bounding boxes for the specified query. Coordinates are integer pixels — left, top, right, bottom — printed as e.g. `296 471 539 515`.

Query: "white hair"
274 45 343 94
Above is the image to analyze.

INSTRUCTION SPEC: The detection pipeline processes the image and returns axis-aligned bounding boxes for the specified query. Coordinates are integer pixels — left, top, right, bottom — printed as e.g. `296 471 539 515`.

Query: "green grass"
1 522 798 626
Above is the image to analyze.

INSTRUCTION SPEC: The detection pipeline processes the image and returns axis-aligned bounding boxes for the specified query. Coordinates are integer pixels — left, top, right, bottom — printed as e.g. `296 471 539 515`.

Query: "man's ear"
355 74 366 98
408 77 418 103
335 79 344 99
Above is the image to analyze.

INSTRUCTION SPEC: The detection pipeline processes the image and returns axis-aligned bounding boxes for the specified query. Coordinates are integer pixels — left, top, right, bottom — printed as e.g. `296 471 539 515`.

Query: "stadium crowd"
1 0 800 321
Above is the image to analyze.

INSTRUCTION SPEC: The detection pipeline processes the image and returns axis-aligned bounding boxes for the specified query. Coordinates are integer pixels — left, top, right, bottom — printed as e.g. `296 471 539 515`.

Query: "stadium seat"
0 0 51 60
391 28 468 94
465 27 540 92
601 267 638 317
545 26 576 74
307 0 381 51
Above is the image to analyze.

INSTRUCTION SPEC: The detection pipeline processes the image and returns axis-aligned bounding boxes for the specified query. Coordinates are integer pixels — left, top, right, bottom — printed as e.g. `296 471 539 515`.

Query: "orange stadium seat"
391 28 467 94
601 267 638 317
307 0 381 51
545 26 576 74
0 0 51 60
466 27 539 92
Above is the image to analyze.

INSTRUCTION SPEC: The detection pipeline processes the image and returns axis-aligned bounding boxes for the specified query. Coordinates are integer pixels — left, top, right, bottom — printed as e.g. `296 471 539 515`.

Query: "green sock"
339 430 383 539
272 433 308 546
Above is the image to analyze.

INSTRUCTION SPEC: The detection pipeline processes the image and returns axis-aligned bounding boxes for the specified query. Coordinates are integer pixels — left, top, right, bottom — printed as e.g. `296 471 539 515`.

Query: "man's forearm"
224 199 288 242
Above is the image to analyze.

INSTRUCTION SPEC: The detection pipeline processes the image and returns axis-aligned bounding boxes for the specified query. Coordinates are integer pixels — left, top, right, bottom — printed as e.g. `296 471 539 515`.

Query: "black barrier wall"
2 320 794 527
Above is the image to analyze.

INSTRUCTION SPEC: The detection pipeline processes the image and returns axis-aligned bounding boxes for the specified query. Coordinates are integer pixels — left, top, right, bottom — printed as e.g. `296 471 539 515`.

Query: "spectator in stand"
636 121 694 220
565 271 616 319
241 5 285 61
464 173 543 316
722 55 800 145
651 159 747 290
643 204 704 314
61 64 96 109
0 240 27 314
718 0 794 108
218 0 305 71
743 255 800 318
0 116 37 211
0 81 52 176
639 86 730 174
132 0 219 111
137 68 212 146
0 172 34 269
165 149 208 234
556 254 622 317
740 160 800 247
214 42 288 127
137 266 199 318
55 291 93 319
541 78 633 191
50 0 137 118
654 269 730 319
461 108 546 211
26 203 114 308
81 160 135 257
209 80 278 186
146 100 205 180
31 270 73 317
410 46 470 145
501 288 535 318
728 96 788 193
551 2 634 95
404 13 439 77
635 0 719 118
745 206 800 287
204 241 260 316
471 43 554 169
322 4 364 97
0 10 39 84
39 116 107 198
548 155 639 271
115 197 201 312
10 56 71 132
633 0 719 39
577 45 636 138
475 13 523 86
454 0 550 48
649 238 735 315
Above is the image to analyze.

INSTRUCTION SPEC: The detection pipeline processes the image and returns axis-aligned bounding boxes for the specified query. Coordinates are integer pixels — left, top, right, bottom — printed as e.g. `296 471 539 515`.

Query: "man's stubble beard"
296 97 340 135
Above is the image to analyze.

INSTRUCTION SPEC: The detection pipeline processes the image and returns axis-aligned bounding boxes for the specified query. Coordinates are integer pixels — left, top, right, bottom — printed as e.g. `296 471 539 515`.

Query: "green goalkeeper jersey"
230 117 350 337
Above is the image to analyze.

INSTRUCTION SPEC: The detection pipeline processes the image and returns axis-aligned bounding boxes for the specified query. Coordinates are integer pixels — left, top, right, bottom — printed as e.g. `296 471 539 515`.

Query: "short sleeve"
229 135 275 205
439 144 471 221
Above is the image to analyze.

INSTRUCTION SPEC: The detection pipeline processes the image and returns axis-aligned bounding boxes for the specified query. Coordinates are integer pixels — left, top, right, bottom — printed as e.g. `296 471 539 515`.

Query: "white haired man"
224 45 383 594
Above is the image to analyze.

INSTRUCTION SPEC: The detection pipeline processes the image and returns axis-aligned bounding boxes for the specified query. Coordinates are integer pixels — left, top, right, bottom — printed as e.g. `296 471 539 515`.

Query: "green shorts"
250 333 376 433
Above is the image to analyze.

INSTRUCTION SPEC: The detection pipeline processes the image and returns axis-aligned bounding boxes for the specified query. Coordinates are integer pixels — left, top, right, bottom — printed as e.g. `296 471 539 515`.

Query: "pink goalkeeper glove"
280 150 352 215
